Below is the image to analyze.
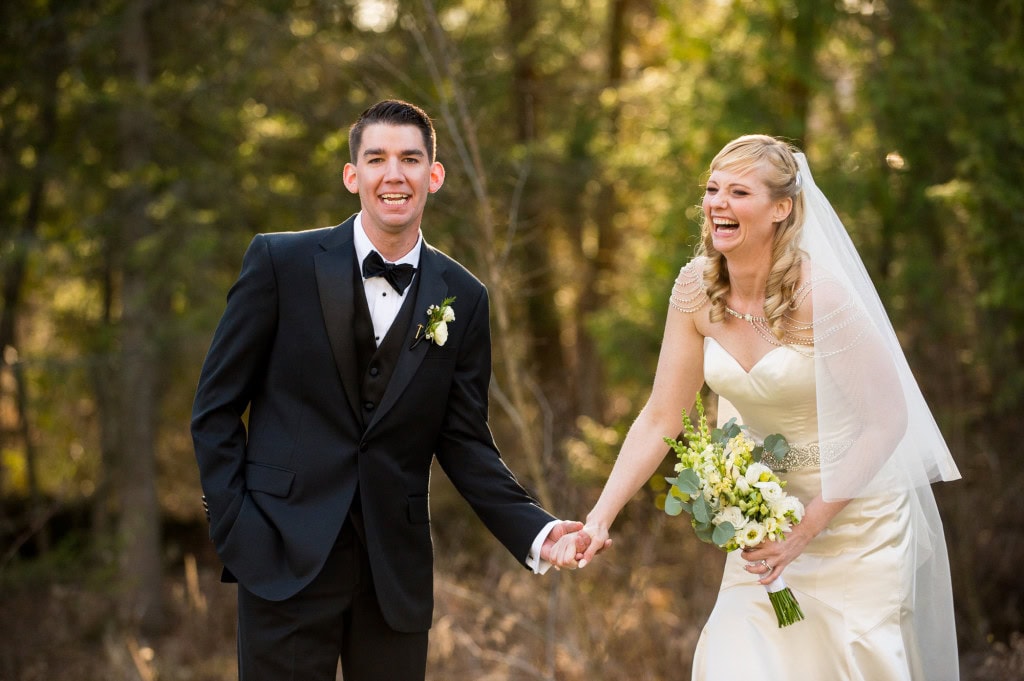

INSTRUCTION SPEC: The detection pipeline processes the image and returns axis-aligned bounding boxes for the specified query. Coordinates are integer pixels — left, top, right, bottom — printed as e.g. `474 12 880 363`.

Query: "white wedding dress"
691 337 930 681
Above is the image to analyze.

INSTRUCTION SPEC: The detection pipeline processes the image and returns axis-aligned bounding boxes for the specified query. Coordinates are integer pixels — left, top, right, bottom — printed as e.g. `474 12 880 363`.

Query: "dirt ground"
2 521 1022 681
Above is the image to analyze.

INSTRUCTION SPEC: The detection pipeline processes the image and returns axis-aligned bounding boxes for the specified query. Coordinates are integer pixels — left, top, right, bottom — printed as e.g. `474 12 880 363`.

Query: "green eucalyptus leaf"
764 433 790 460
693 496 711 524
664 493 684 516
722 417 740 437
694 522 714 543
712 521 735 547
675 468 700 495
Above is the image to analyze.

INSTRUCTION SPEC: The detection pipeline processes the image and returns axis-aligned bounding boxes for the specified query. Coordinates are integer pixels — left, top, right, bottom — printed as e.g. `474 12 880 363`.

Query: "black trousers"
236 518 429 681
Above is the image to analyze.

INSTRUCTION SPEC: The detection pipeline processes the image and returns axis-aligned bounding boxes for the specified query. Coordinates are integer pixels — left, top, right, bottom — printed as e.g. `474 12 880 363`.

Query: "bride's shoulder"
677 255 708 283
789 259 856 318
670 256 710 314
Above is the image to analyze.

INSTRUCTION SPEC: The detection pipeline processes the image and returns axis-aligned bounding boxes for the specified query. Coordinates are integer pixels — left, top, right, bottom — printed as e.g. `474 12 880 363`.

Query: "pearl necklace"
723 303 817 353
724 305 767 323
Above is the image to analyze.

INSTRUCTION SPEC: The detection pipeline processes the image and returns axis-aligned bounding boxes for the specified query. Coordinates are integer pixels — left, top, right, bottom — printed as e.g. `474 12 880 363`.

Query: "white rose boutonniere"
413 296 456 348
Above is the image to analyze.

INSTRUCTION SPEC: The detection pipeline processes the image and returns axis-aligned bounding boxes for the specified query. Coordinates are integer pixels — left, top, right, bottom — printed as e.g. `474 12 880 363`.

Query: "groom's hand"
540 520 586 567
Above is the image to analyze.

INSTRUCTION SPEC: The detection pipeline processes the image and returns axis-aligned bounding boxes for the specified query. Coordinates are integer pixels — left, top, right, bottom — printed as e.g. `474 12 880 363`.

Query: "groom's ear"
343 163 359 194
428 162 445 194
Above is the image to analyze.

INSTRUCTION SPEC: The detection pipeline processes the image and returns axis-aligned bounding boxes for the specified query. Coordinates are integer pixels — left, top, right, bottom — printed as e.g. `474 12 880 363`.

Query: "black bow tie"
361 250 416 294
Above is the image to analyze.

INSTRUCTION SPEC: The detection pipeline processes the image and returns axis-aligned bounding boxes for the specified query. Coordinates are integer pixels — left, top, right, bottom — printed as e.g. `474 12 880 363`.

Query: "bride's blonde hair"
697 135 806 339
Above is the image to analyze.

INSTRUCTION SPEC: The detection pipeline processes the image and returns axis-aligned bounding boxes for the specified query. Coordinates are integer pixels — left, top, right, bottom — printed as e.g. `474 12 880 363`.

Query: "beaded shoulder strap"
669 257 710 314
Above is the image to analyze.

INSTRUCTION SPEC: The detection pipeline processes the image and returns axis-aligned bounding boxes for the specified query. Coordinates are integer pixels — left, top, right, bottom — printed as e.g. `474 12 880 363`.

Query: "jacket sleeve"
191 234 279 547
433 286 556 565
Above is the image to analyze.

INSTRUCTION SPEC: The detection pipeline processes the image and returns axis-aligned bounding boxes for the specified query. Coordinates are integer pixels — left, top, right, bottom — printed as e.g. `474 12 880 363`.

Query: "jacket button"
363 401 374 411
369 366 380 377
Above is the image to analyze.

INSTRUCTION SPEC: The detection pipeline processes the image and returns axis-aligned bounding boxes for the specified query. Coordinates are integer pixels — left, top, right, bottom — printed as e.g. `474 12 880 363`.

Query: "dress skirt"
691 468 921 681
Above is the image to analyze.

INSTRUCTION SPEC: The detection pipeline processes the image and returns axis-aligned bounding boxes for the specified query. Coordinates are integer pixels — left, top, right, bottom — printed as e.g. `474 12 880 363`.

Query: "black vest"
345 257 421 544
351 256 421 430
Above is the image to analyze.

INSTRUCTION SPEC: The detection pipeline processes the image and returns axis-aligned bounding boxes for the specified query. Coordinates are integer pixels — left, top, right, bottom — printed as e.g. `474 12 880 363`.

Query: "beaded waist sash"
762 441 851 472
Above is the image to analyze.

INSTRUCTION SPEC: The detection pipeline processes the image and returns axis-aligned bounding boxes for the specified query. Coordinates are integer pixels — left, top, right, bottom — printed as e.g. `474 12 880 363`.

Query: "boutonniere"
412 296 456 348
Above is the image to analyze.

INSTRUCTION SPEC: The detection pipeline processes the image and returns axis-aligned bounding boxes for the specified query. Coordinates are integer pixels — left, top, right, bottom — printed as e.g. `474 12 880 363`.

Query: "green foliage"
762 433 790 465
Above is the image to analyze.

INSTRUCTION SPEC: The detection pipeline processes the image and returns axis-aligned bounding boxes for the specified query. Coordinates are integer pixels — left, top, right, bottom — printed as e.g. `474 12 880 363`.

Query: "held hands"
545 530 589 569
577 522 612 568
543 522 614 570
540 521 589 569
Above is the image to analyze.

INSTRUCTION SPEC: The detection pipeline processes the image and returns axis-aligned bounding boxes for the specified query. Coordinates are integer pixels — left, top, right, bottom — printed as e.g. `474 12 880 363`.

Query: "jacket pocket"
245 462 295 497
407 494 430 524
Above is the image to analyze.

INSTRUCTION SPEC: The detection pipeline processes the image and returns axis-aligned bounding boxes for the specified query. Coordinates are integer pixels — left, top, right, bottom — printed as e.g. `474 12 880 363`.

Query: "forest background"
2 0 1023 679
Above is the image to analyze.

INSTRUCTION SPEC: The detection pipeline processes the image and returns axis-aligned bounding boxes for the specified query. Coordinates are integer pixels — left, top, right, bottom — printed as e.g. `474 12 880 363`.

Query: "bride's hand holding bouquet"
663 393 806 627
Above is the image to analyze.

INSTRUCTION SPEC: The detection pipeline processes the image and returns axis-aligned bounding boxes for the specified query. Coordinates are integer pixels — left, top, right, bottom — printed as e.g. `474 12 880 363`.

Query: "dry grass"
1 502 1021 681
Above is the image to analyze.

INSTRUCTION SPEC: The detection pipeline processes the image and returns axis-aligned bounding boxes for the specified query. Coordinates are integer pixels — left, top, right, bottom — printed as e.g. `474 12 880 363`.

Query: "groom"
191 99 587 680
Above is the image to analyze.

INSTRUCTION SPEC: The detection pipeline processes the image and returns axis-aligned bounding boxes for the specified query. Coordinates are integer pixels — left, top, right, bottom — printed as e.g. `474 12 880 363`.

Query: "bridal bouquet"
663 394 806 627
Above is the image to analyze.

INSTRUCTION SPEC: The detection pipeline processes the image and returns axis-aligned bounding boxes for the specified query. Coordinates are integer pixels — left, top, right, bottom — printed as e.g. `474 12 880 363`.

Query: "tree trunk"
90 262 120 547
571 0 630 420
0 5 66 550
114 0 163 634
501 0 569 496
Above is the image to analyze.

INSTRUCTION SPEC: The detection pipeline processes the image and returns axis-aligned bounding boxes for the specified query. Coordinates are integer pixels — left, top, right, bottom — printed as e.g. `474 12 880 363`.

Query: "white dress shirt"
352 213 556 574
353 214 422 347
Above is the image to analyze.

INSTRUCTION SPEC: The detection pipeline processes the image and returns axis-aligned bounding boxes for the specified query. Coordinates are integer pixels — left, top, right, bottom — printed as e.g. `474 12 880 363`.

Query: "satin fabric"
691 338 928 681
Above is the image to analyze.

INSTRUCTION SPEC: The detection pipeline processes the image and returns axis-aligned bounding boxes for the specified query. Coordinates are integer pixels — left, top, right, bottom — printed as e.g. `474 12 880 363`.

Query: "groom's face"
343 123 445 242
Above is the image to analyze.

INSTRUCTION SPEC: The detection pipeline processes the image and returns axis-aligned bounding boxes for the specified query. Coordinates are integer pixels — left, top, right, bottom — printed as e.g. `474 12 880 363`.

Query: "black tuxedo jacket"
191 216 554 632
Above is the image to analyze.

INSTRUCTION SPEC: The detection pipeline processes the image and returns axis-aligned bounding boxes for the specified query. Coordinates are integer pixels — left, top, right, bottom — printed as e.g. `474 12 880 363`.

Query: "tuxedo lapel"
315 218 362 423
366 243 449 433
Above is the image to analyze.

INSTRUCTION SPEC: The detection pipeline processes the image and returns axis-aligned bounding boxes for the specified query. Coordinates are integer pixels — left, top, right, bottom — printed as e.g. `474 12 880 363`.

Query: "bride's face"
703 165 789 257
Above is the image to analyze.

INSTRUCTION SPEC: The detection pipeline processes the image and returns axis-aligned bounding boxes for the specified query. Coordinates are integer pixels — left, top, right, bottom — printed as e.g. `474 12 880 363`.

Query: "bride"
557 135 961 680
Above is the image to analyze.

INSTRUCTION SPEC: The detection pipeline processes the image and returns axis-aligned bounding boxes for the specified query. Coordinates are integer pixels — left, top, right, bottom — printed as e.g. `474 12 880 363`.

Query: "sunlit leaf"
665 493 684 516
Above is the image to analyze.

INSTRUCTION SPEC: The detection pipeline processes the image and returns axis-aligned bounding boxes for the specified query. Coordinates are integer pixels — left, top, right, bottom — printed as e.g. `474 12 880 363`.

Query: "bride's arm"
579 298 706 567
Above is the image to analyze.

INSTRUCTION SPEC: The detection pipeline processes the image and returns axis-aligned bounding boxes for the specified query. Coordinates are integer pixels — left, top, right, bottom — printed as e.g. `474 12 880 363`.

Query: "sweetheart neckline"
705 337 792 375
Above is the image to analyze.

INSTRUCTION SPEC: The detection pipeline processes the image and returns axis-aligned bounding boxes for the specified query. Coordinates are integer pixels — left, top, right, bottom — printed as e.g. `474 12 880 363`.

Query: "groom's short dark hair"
348 99 437 163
